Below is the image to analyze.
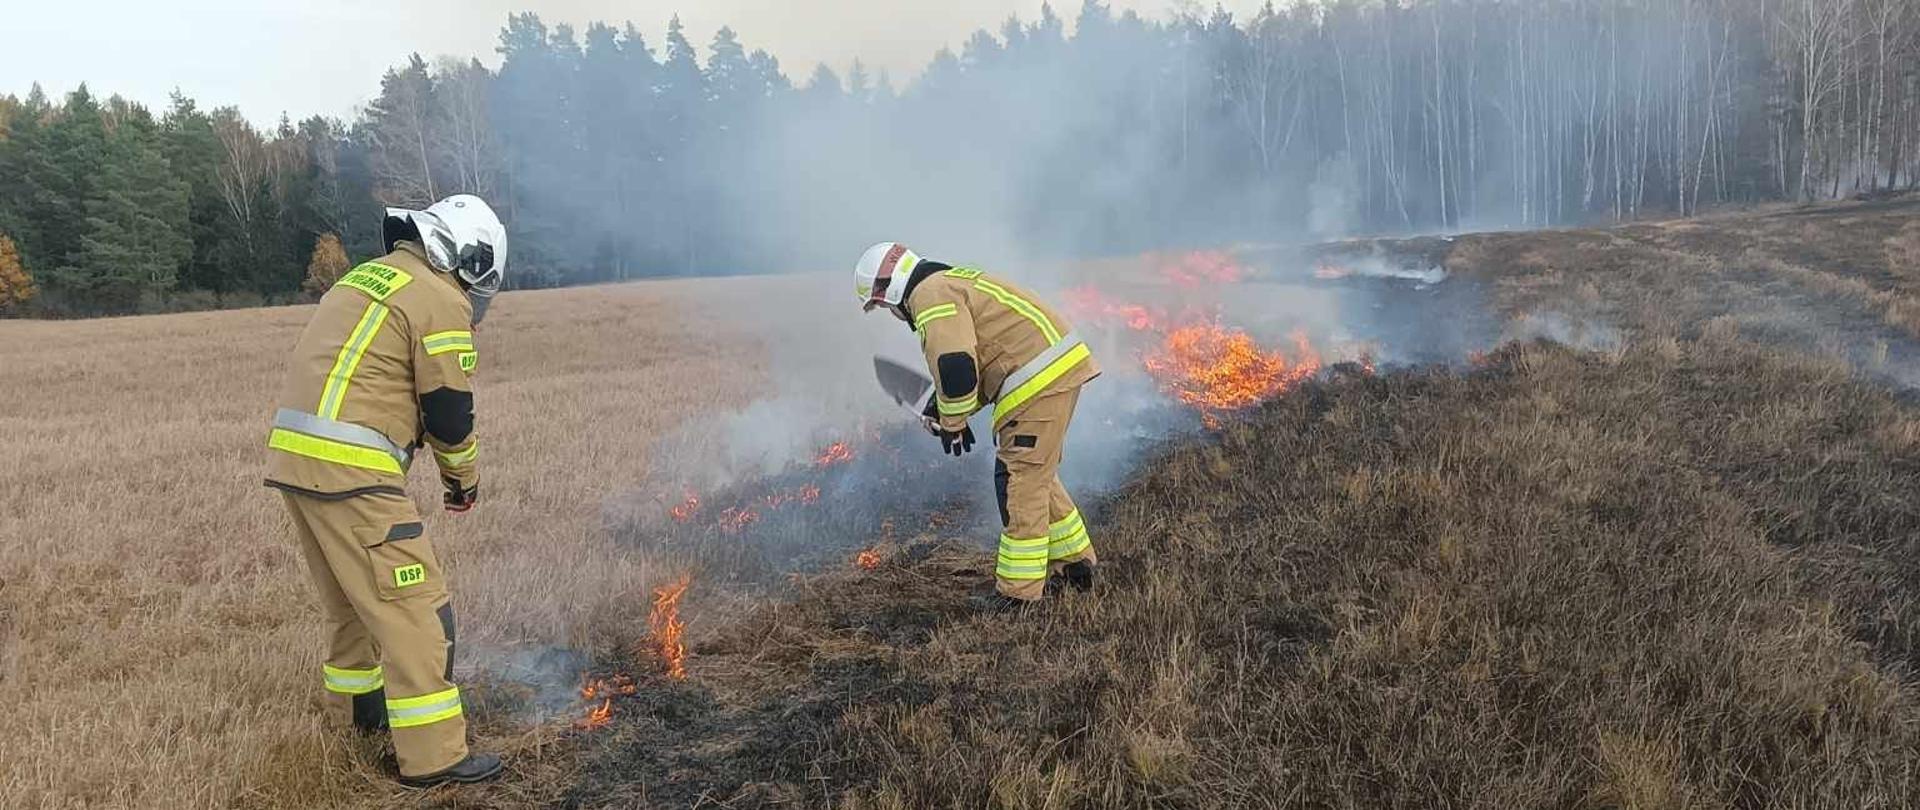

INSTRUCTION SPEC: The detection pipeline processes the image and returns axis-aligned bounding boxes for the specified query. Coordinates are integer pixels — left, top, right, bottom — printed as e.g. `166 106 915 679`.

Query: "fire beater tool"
873 356 934 419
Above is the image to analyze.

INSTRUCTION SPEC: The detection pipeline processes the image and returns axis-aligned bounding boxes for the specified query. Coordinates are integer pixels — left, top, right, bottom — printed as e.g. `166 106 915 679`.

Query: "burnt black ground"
441 196 1920 809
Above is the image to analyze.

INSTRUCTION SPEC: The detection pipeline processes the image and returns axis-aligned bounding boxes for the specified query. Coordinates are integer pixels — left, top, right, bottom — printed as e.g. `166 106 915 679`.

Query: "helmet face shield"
456 239 502 296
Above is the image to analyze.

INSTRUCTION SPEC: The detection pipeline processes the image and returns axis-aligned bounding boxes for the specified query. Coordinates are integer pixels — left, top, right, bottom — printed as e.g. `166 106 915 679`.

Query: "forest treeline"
1 0 1915 317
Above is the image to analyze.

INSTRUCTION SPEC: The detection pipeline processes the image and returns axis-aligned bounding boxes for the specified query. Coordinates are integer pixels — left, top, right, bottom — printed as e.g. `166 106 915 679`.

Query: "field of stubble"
0 277 775 809
8 197 1920 809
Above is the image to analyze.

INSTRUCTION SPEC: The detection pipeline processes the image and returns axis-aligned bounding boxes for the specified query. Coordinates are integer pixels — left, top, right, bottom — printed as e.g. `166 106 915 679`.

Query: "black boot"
398 752 504 789
969 592 1037 614
1060 560 1096 593
352 689 388 733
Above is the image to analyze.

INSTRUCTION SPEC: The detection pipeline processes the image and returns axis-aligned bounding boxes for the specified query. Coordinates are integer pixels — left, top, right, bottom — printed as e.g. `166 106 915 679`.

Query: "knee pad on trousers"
437 602 456 683
994 459 1011 527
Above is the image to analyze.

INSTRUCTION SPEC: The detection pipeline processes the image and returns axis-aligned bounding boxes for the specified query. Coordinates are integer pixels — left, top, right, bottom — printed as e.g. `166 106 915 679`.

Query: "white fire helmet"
852 241 921 318
383 194 508 324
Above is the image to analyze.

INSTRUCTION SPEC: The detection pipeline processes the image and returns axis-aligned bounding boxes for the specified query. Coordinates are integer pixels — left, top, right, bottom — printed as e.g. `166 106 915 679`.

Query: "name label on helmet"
337 262 415 302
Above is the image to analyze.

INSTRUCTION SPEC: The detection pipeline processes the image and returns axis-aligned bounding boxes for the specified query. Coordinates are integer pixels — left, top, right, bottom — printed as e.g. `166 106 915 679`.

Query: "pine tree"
161 94 232 293
707 26 753 103
302 232 349 297
20 86 108 272
365 55 440 205
847 59 873 104
51 125 191 313
0 234 36 311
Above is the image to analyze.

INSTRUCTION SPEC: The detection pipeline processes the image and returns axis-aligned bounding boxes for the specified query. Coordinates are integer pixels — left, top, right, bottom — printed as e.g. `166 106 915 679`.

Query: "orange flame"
717 507 759 534
576 698 613 730
1158 250 1247 286
1314 263 1354 280
668 490 700 522
1143 324 1321 424
581 674 636 700
763 483 823 510
856 549 882 570
576 673 637 729
1063 285 1163 331
814 441 855 467
648 573 692 680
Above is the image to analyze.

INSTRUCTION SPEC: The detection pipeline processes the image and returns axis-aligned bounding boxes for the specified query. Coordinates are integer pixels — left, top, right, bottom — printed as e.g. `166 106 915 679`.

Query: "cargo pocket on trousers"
996 417 1054 467
357 521 446 602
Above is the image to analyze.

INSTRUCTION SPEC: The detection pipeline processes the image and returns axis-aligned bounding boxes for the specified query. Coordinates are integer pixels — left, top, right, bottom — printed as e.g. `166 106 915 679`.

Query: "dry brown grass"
8 197 1920 808
1459 196 1920 345
520 199 1920 807
538 338 1920 808
0 277 767 809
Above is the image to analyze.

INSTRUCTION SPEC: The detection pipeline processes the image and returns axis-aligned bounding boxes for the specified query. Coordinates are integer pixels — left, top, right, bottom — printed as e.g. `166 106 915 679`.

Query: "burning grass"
14 198 1920 808
546 336 1920 807
647 574 692 681
1142 323 1321 423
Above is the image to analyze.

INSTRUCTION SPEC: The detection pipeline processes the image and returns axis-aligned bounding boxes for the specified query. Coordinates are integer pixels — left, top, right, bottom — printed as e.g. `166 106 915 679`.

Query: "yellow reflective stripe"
944 267 982 280
998 533 1051 579
323 664 385 695
996 559 1048 579
334 262 414 302
422 330 475 356
268 428 404 474
937 395 978 416
1049 528 1091 560
317 302 389 419
972 279 1061 344
998 535 1049 554
913 303 958 332
993 342 1091 428
434 442 479 467
1049 510 1085 539
386 687 463 728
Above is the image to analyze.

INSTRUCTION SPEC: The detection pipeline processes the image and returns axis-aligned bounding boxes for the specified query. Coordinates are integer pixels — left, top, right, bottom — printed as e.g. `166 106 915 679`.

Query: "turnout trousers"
993 388 1097 601
281 490 468 777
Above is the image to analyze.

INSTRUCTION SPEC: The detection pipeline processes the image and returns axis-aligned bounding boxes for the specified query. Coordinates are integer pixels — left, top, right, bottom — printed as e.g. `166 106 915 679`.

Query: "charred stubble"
541 336 1920 808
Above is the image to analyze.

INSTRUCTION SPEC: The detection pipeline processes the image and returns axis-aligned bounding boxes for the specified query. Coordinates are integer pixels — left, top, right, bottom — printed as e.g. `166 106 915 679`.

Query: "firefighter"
853 242 1100 608
264 194 505 788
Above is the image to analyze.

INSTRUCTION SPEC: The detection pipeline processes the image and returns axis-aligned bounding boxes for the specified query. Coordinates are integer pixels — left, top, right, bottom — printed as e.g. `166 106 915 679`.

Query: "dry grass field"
5 197 1920 809
0 277 771 809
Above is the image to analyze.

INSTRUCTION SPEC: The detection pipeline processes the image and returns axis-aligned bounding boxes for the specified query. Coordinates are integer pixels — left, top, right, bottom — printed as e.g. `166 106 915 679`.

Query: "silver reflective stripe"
991 331 1085 403
387 692 462 723
326 671 381 689
272 408 411 467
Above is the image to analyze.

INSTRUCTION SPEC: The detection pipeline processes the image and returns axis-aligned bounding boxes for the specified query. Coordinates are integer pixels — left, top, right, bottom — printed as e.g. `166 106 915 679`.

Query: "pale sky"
3 0 1264 124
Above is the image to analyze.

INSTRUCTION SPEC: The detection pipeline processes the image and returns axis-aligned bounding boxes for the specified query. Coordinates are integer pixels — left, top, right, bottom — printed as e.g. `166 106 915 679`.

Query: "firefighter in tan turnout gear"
264 194 506 788
854 242 1100 608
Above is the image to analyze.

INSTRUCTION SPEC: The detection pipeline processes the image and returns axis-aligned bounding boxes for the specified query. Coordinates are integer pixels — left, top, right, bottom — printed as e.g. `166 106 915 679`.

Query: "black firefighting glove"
443 477 479 513
940 426 976 457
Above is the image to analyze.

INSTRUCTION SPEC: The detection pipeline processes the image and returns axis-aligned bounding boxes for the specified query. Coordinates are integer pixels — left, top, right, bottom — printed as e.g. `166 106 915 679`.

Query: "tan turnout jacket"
266 242 479 497
907 266 1098 433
